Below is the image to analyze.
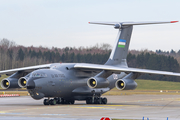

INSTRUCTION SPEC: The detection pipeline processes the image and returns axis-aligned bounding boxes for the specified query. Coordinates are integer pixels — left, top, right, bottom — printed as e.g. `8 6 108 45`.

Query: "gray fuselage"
27 63 126 100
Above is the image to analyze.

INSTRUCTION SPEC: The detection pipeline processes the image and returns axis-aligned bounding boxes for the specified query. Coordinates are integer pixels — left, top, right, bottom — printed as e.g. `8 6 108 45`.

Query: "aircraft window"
31 73 47 78
36 73 41 77
42 73 47 77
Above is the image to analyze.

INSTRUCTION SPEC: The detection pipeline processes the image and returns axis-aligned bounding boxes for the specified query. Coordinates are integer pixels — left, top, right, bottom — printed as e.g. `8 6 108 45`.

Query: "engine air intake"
87 77 109 88
115 79 137 90
88 78 97 88
18 77 27 88
1 79 10 89
116 80 125 90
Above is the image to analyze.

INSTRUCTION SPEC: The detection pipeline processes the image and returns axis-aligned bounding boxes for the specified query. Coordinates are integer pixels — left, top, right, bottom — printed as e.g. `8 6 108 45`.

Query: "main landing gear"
43 97 108 105
43 97 75 105
86 97 107 104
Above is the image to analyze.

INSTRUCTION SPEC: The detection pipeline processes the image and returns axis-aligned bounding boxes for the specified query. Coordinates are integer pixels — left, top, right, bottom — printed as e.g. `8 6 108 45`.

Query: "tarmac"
1 94 180 120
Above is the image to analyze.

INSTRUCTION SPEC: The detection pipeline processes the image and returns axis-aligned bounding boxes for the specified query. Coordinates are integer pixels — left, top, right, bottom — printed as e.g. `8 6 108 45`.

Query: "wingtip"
88 22 90 24
171 21 178 23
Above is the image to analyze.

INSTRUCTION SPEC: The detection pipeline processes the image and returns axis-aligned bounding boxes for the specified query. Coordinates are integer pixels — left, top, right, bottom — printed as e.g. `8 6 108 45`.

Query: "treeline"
127 52 179 81
130 49 180 65
0 39 111 70
0 38 180 81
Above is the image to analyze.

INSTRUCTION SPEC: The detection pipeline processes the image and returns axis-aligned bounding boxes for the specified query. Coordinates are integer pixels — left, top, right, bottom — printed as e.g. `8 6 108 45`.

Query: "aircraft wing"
74 63 180 77
0 64 52 75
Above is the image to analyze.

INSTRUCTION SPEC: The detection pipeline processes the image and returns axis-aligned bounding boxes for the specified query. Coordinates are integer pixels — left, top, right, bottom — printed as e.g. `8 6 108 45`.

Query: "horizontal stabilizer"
89 21 178 28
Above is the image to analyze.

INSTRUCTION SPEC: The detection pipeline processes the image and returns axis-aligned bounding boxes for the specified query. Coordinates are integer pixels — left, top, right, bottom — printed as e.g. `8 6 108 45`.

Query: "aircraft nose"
26 78 35 89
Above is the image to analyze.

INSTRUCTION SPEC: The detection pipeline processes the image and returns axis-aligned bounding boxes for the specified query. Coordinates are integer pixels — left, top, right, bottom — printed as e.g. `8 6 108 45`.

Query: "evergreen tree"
18 48 24 61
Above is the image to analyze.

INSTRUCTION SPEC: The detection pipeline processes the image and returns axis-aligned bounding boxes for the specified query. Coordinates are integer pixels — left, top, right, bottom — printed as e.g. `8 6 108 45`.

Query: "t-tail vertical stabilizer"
89 21 178 67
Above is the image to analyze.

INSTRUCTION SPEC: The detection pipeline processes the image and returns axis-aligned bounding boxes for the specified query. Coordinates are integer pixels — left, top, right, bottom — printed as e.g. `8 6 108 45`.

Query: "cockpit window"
31 73 47 78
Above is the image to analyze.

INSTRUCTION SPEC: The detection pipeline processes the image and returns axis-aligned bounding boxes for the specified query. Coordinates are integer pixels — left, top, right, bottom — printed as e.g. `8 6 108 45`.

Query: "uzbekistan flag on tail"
118 39 126 48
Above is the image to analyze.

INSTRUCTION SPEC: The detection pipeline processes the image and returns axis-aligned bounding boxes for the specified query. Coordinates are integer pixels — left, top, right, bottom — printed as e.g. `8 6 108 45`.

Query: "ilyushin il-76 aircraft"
0 21 179 105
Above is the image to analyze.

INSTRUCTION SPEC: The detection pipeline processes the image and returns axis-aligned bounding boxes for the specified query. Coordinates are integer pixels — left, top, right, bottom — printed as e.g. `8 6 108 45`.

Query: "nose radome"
26 78 35 89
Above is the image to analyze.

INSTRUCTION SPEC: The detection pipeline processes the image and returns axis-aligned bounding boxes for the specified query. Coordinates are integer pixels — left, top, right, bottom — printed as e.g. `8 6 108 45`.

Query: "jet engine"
1 78 20 89
0 71 29 89
18 77 27 88
115 72 139 90
18 73 30 88
87 77 109 88
115 78 137 90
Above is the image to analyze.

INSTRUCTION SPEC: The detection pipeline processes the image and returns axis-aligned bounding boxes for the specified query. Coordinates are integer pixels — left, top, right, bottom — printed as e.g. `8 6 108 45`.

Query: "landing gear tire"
63 100 75 104
56 98 61 104
102 97 107 104
49 99 56 105
94 97 99 104
43 99 49 105
86 99 91 104
62 99 69 104
69 100 75 104
55 98 75 105
86 97 93 104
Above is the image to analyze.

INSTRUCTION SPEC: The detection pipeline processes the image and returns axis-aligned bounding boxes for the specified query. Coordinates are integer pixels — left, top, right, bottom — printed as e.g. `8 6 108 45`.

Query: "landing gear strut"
43 97 75 105
86 97 107 104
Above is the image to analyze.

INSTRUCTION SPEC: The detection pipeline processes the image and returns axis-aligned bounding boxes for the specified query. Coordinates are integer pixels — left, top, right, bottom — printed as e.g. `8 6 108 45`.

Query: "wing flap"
74 63 180 77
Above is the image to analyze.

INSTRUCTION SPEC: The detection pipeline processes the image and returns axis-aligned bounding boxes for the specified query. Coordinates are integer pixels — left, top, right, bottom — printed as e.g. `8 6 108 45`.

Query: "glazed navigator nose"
26 78 35 89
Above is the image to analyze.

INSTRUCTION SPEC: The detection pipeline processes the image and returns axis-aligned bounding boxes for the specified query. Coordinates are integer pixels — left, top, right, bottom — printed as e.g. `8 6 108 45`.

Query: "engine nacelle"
87 77 109 88
1 78 20 89
18 73 31 88
18 77 27 88
115 78 137 90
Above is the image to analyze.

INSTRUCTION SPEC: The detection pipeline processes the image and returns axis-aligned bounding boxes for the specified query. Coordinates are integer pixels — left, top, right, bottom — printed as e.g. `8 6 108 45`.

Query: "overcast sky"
0 0 180 51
